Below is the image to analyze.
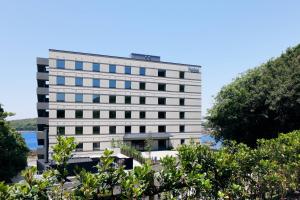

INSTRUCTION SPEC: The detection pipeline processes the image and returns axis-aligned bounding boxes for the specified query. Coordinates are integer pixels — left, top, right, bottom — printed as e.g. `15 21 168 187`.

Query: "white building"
36 50 202 161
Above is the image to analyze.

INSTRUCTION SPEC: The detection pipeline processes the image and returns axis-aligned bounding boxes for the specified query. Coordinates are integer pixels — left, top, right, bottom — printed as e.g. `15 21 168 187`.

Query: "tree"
0 104 29 182
206 44 300 146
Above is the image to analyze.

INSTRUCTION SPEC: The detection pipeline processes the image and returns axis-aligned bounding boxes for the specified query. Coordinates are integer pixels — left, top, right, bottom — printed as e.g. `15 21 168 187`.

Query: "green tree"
0 104 29 182
206 44 300 146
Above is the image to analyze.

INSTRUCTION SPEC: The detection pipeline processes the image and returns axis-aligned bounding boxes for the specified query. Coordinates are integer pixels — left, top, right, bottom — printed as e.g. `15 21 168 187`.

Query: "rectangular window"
57 110 65 118
180 125 185 132
140 126 146 133
93 79 100 88
125 111 131 119
93 94 100 103
158 69 166 77
109 80 116 88
75 93 83 103
158 83 166 91
109 126 116 134
75 110 83 118
180 85 184 92
125 81 131 89
158 97 166 105
158 125 166 133
75 61 83 70
109 111 116 119
93 126 100 134
180 98 185 106
57 93 65 102
179 71 184 79
75 127 83 135
93 63 100 72
109 64 116 73
181 139 185 144
57 59 65 69
109 95 116 104
139 82 145 90
139 96 146 104
125 96 131 104
158 111 166 119
57 127 65 135
125 66 131 74
140 111 146 119
180 112 185 119
75 77 83 86
93 110 100 119
125 126 131 134
76 143 83 152
93 142 100 150
57 76 65 85
140 67 146 76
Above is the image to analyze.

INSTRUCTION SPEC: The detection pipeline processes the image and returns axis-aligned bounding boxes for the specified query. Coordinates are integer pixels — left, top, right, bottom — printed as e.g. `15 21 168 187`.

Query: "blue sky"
0 1 299 120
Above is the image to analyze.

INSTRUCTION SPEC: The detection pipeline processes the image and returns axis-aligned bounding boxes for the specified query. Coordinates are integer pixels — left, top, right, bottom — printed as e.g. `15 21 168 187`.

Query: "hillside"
9 118 37 131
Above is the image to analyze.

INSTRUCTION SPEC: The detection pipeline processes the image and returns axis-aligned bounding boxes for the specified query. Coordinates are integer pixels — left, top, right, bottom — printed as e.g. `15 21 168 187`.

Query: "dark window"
180 85 184 92
75 77 83 86
140 126 146 133
75 127 83 135
37 154 44 159
125 111 131 119
109 95 116 104
57 127 65 135
76 143 83 152
140 67 146 75
158 112 166 119
158 83 166 91
140 111 146 119
38 139 44 145
125 126 131 134
57 59 65 69
179 71 184 79
180 112 185 119
57 76 65 85
158 125 166 133
125 81 131 89
125 66 131 74
93 142 100 150
93 94 100 103
93 126 100 134
109 126 116 134
57 110 65 118
181 139 185 144
75 61 83 70
75 110 83 118
93 79 100 88
57 93 65 102
180 98 185 106
109 111 116 119
109 64 116 73
158 97 166 105
125 96 131 104
180 125 185 132
109 80 116 88
158 69 166 77
139 82 145 90
93 110 100 118
139 96 146 104
75 93 83 103
93 63 100 72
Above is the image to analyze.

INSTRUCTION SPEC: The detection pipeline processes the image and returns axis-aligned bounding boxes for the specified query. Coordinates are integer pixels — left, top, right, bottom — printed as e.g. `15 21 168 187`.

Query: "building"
36 49 202 161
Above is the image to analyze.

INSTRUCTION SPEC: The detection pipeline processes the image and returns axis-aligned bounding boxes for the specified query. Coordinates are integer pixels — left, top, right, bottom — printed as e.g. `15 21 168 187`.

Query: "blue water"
21 131 37 150
200 134 222 149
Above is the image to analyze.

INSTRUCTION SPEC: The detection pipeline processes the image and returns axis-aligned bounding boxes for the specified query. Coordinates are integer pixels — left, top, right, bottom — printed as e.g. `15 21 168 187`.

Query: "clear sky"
0 1 299 120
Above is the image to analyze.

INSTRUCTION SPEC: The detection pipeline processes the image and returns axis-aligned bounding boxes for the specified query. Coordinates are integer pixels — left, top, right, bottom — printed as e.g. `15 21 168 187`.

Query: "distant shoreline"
18 130 36 133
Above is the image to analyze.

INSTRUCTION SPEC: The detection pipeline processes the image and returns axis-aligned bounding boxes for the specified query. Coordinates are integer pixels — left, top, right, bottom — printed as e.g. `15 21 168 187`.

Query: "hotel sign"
188 67 200 73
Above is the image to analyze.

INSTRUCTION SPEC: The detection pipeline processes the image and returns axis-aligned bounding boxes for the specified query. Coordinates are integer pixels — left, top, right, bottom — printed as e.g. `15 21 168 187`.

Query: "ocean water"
21 131 37 150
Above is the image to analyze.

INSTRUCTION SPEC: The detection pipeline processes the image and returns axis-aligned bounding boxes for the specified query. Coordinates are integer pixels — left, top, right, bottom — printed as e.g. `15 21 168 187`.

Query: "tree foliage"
206 44 300 146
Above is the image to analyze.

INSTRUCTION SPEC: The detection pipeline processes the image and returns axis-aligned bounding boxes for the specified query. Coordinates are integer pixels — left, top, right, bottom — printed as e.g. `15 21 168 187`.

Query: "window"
125 66 131 74
158 112 166 119
180 98 185 106
180 125 185 132
57 93 65 102
38 139 44 146
57 110 65 118
158 97 166 105
139 82 145 90
125 111 131 119
109 95 116 104
75 61 83 70
139 96 146 104
75 110 83 118
57 76 65 85
125 81 131 89
75 127 83 135
180 112 185 119
93 79 100 88
140 126 146 133
93 110 100 119
93 126 100 134
158 125 166 133
180 85 184 92
75 77 83 86
37 154 44 159
181 139 185 144
76 143 83 152
140 67 146 75
125 96 131 104
140 111 145 119
93 142 100 150
93 63 100 72
179 71 184 79
57 59 65 69
109 64 116 73
109 80 116 88
158 83 166 91
75 93 83 103
125 126 131 134
109 111 116 119
158 69 166 77
93 94 100 103
57 127 65 135
109 126 116 134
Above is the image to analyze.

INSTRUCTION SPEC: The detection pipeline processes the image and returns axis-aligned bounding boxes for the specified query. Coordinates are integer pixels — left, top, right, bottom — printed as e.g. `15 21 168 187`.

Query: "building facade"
36 49 202 161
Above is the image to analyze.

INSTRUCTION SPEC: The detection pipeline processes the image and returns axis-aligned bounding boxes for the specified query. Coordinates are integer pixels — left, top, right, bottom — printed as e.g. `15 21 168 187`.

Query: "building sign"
188 67 200 73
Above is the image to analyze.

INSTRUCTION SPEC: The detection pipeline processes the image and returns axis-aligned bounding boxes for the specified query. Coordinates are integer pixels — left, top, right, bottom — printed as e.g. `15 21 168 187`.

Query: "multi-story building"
36 49 202 161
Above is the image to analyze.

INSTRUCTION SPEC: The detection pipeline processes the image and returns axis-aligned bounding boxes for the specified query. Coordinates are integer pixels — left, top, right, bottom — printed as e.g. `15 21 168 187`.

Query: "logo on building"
188 67 200 73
